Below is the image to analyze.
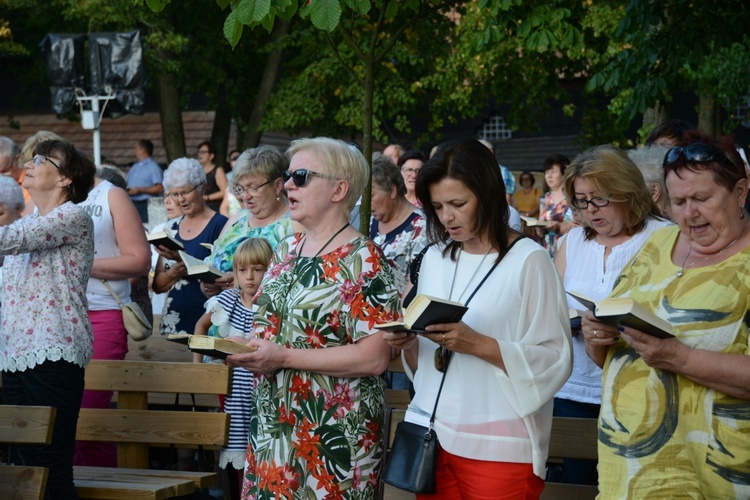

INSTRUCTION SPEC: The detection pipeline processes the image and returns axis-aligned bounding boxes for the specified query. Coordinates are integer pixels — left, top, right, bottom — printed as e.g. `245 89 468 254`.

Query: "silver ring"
442 334 445 343
593 330 598 338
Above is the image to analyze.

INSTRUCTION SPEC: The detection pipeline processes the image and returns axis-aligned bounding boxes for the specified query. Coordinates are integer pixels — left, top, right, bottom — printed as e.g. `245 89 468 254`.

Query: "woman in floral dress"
228 137 401 499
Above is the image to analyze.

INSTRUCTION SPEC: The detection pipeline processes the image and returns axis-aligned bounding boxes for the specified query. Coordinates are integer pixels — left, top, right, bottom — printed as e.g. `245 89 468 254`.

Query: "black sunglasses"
282 169 339 187
665 143 735 169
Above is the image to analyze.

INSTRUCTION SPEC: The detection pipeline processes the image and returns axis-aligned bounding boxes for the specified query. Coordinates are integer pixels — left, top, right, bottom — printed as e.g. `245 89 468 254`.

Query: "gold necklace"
677 233 742 277
448 245 492 303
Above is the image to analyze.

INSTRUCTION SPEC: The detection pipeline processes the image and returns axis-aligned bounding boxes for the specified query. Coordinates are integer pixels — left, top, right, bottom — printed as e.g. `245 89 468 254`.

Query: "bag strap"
429 236 527 426
100 279 124 306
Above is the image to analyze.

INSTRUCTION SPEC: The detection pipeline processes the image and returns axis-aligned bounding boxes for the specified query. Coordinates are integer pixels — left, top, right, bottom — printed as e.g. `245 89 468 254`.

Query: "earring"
276 196 281 202
741 209 745 220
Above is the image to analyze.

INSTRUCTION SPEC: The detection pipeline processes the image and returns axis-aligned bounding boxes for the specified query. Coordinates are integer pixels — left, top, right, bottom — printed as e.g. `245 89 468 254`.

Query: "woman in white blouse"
0 139 95 500
552 145 670 484
384 138 572 498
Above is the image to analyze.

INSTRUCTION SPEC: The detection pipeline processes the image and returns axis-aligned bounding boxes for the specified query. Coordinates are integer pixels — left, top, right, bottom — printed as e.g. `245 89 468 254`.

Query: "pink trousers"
73 310 128 468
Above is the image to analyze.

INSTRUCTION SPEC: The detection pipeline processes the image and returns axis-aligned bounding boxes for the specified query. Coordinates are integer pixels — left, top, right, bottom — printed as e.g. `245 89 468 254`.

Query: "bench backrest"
77 360 231 469
0 405 57 500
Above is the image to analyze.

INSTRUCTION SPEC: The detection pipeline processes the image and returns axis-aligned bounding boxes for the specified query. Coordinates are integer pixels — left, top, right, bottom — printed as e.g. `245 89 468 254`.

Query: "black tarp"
39 33 86 115
88 30 145 117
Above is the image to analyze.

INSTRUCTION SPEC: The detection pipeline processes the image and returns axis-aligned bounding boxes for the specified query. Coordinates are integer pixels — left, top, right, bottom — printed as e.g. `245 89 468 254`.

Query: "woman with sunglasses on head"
552 145 669 486
584 132 750 498
201 145 298 299
384 138 572 498
152 158 226 341
0 139 95 499
226 137 401 499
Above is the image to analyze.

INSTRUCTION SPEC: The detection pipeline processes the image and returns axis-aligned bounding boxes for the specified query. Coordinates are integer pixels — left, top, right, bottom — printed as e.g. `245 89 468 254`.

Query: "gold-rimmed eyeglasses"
233 180 271 197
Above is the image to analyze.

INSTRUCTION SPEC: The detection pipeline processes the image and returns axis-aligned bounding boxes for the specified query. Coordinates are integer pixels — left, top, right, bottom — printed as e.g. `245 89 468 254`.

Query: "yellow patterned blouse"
599 225 750 499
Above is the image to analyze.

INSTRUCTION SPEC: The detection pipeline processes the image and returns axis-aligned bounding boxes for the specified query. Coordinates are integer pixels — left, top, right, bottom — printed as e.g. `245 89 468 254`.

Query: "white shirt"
404 239 572 478
556 216 672 404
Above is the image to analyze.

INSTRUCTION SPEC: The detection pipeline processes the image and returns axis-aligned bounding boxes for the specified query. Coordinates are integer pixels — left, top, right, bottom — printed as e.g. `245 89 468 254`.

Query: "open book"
166 334 258 359
178 250 226 283
566 291 674 339
520 215 551 228
147 230 184 251
375 294 468 334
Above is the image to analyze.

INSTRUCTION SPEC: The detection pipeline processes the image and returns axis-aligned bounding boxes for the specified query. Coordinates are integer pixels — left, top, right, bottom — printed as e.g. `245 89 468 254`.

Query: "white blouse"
557 216 672 404
404 239 572 478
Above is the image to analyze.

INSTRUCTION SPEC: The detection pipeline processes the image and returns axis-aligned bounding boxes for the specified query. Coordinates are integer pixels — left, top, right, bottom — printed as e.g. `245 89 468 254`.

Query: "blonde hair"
232 238 273 287
20 130 65 166
564 145 661 240
286 137 369 213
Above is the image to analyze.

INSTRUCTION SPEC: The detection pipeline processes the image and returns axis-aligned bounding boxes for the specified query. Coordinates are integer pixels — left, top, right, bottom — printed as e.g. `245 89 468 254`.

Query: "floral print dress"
243 234 401 500
369 211 428 295
539 192 572 257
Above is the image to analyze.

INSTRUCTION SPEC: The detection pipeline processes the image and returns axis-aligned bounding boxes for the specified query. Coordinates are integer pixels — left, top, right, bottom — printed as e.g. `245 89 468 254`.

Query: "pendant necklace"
677 233 741 278
297 222 350 258
448 245 493 303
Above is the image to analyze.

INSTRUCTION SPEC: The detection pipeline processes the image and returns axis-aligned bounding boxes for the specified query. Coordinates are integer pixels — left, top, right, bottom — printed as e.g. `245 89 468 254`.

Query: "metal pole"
92 97 102 166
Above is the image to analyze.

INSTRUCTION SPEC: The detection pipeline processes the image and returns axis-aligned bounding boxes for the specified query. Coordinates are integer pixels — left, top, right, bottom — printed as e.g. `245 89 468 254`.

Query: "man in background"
0 136 34 215
127 139 163 223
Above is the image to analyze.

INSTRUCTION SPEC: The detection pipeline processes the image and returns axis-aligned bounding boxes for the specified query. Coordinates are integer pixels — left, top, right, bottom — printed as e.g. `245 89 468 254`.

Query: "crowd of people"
0 121 749 500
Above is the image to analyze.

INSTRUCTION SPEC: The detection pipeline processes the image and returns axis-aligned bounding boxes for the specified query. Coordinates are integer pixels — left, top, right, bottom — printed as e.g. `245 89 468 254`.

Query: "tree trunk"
360 55 375 235
211 91 232 169
157 71 185 163
242 20 290 148
698 95 720 136
642 103 669 132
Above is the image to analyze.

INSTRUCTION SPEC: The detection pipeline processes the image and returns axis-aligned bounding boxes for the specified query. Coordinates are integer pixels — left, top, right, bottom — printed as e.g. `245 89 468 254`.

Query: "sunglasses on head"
665 143 735 169
282 169 339 187
434 347 452 373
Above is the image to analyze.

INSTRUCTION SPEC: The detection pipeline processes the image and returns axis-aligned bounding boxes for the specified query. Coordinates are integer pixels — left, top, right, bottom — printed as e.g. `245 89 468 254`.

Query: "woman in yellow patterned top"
581 132 750 499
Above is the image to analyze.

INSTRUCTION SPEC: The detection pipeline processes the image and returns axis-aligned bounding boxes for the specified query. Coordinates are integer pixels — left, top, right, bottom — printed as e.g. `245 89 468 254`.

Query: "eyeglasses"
401 167 421 176
571 197 610 210
32 154 60 170
665 143 735 169
233 180 271 197
434 347 452 373
168 185 200 199
282 169 338 187
197 149 210 155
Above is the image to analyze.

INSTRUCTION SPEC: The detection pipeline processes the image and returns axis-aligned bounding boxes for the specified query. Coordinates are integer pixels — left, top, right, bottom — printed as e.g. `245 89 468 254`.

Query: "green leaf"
223 9 244 47
343 0 371 16
146 0 171 13
384 0 398 18
236 0 271 25
307 0 342 32
278 1 298 20
215 0 230 9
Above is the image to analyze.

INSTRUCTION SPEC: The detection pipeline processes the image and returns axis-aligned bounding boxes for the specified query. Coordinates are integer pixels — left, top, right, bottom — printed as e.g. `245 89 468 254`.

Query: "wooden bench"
73 359 230 500
0 405 56 500
381 412 598 500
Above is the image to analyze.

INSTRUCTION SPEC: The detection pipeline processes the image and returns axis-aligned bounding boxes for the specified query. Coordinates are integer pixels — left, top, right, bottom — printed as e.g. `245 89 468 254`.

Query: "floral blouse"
242 234 401 499
0 202 95 372
539 192 572 257
369 211 428 295
208 210 294 272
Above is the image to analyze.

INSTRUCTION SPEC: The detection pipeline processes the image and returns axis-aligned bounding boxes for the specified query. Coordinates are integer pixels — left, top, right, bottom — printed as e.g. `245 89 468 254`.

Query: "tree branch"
325 31 364 87
375 0 459 63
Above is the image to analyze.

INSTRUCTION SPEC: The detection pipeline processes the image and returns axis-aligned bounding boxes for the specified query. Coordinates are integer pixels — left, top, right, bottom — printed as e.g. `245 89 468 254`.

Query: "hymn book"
178 250 226 284
566 291 674 339
520 215 551 228
166 334 258 359
375 294 468 334
147 230 184 251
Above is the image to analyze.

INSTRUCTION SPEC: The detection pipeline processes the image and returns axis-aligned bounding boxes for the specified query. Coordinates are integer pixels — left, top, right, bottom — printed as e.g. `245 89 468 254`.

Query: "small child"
193 237 272 498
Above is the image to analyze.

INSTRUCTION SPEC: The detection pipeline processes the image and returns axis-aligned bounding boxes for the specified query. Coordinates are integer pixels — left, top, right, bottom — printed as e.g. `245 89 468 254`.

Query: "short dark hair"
137 139 154 157
197 141 215 155
35 139 95 204
372 152 406 197
397 149 427 168
519 170 535 186
543 153 570 174
415 138 512 263
665 131 746 194
645 119 695 146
